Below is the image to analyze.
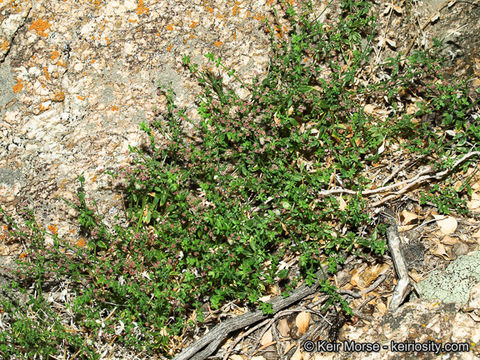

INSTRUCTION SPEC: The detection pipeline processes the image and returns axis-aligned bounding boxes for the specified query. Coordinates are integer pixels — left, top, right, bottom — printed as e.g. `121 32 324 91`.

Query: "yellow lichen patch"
53 91 65 102
77 95 85 100
111 105 119 111
214 40 223 47
51 50 60 61
1 40 9 51
29 19 51 38
189 21 198 29
206 6 214 13
166 24 174 31
232 5 240 16
167 44 173 52
136 0 149 15
13 77 24 93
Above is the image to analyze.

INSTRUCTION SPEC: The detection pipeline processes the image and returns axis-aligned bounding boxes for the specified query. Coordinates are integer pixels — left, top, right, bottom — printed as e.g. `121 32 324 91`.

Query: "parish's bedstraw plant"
1 0 479 358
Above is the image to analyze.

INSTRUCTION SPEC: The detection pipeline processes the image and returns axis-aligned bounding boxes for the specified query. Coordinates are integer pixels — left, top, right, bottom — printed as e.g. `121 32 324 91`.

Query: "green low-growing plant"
1 0 479 358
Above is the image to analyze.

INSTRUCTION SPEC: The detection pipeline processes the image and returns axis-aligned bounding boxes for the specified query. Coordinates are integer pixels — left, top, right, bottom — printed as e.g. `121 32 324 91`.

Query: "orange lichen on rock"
1 40 8 51
214 40 223 47
254 13 265 21
76 238 86 248
48 224 58 234
39 103 49 112
51 50 60 61
13 77 24 93
43 66 50 80
232 5 240 16
166 24 174 31
53 91 65 102
136 0 149 15
29 18 51 37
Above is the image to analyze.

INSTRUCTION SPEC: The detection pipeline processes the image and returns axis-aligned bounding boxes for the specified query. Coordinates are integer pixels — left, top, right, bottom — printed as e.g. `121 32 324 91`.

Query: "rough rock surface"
334 298 480 360
0 0 279 243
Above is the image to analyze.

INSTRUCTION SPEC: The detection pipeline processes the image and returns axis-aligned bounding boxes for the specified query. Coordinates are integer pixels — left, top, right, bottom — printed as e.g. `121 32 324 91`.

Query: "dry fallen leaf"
350 268 363 289
258 294 272 302
406 102 420 115
410 269 424 282
441 235 459 245
0 244 9 256
274 112 280 125
400 210 418 225
377 141 385 155
376 301 388 316
338 196 347 211
296 312 311 335
435 215 458 235
260 328 273 346
277 318 291 338
364 104 376 115
431 243 452 260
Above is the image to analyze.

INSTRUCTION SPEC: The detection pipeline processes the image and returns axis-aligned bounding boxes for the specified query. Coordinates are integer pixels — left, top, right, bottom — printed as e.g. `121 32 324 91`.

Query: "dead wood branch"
319 151 480 205
381 208 412 312
173 269 329 360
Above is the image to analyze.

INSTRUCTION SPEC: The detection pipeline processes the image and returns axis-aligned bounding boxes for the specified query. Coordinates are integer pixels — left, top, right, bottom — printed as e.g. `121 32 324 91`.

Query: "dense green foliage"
1 0 478 358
